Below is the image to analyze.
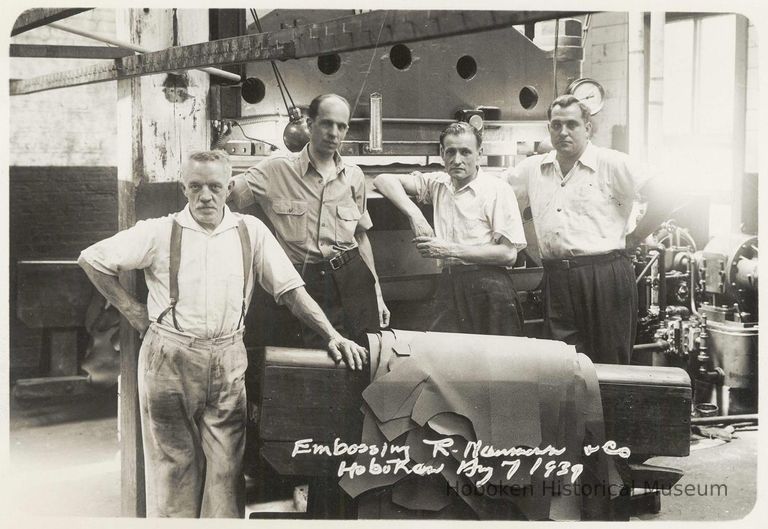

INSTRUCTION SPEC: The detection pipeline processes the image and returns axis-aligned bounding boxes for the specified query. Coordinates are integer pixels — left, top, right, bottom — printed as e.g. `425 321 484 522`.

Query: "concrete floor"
6 388 760 521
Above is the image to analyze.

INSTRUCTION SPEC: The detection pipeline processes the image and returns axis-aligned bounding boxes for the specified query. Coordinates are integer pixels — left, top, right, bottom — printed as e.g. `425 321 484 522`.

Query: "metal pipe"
635 251 659 284
350 117 456 124
632 340 670 353
691 414 758 426
48 22 241 82
688 257 701 317
17 260 79 265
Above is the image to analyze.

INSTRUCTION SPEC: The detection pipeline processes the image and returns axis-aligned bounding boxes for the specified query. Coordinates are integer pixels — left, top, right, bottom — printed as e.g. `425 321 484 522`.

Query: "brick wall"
9 9 118 166
581 12 629 151
9 167 118 260
9 167 117 378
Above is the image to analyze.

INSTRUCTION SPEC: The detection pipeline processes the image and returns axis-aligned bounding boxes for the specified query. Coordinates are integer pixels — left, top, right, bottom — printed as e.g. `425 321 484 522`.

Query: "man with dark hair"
229 93 389 348
506 94 674 364
374 121 527 335
79 150 367 518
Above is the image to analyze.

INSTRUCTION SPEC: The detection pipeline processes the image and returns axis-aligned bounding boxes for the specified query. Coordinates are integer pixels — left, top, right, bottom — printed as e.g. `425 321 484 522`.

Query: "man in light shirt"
506 95 675 365
78 150 367 518
374 122 527 335
229 94 388 350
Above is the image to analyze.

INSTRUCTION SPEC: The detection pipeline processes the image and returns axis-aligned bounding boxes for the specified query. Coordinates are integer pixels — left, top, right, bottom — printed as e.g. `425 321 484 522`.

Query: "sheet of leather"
344 330 615 520
365 379 428 426
375 330 396 380
427 412 476 442
368 333 382 382
575 353 623 520
377 415 419 441
369 331 559 447
338 411 404 498
440 454 541 520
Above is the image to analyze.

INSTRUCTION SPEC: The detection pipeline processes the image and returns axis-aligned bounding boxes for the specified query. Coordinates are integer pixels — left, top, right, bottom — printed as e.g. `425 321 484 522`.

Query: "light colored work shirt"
229 145 372 265
411 169 527 266
506 142 650 260
79 205 304 339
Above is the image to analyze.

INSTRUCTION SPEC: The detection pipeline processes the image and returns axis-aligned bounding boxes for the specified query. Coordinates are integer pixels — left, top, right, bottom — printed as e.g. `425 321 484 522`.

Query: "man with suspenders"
79 150 367 518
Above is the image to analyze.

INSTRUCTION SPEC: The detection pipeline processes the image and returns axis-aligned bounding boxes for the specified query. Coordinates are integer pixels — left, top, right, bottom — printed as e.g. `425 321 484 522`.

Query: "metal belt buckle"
561 259 570 269
329 254 343 270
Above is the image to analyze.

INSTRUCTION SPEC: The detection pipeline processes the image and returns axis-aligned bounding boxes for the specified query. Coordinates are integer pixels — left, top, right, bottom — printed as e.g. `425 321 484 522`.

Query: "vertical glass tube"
368 92 383 153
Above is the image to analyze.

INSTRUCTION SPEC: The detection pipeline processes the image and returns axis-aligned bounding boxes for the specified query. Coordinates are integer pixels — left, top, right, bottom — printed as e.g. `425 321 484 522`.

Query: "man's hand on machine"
327 333 368 371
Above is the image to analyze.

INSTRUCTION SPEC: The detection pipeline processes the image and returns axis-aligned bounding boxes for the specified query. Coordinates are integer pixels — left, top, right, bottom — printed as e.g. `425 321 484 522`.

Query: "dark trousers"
542 252 637 365
263 253 379 349
430 266 524 336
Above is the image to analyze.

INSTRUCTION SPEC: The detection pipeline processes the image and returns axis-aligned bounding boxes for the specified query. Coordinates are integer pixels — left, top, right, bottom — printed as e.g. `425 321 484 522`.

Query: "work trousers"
265 253 379 349
138 323 248 518
430 266 524 336
542 252 637 365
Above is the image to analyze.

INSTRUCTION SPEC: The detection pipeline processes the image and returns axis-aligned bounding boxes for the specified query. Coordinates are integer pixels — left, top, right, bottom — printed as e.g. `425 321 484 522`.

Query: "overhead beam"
11 8 92 36
11 9 588 95
10 44 135 59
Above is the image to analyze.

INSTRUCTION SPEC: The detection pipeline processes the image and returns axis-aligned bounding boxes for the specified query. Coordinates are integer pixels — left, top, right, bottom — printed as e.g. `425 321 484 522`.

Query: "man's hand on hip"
126 303 150 337
327 334 368 371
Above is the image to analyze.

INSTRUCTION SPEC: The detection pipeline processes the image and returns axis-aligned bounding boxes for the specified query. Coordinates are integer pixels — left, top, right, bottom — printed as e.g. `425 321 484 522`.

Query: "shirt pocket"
335 205 362 243
271 199 308 243
572 178 623 216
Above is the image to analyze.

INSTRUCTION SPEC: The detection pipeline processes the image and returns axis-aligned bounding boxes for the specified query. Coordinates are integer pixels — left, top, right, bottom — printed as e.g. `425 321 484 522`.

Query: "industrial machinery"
633 221 758 415
214 9 700 521
247 333 692 521
221 9 591 338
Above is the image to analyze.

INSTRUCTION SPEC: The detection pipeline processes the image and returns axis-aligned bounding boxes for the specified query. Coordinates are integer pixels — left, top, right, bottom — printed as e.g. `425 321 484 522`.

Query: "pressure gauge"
566 78 605 115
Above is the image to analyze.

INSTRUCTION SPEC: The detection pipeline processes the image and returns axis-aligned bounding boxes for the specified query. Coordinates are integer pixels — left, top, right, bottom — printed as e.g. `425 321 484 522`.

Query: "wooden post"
115 8 210 516
116 9 145 509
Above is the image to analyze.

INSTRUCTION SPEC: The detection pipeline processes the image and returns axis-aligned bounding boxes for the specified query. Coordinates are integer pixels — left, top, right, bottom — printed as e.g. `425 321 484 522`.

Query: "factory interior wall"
9 10 118 167
580 12 629 152
8 9 120 378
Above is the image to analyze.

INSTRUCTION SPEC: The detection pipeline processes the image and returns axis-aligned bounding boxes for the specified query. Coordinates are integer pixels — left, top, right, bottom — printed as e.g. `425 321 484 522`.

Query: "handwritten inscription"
291 438 631 485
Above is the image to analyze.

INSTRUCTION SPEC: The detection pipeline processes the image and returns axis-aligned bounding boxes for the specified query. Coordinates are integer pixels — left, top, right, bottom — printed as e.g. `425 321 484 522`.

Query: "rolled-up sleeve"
488 182 527 249
351 167 373 232
79 219 159 276
410 170 436 205
247 217 305 303
230 163 269 210
504 163 531 216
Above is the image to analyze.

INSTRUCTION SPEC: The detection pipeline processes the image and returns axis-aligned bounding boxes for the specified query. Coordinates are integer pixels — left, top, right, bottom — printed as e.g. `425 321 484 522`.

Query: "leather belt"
542 250 627 271
298 247 360 275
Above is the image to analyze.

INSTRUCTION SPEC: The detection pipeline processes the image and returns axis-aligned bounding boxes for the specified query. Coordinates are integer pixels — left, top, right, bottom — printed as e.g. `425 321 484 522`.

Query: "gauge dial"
566 78 605 115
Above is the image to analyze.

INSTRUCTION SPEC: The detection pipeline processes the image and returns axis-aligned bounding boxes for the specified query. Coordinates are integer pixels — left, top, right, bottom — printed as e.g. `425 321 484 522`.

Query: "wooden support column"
115 8 210 517
116 8 145 509
135 9 210 182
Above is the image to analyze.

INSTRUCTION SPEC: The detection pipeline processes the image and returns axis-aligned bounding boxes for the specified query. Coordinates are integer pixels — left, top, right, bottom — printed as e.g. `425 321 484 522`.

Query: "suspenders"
156 218 252 332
